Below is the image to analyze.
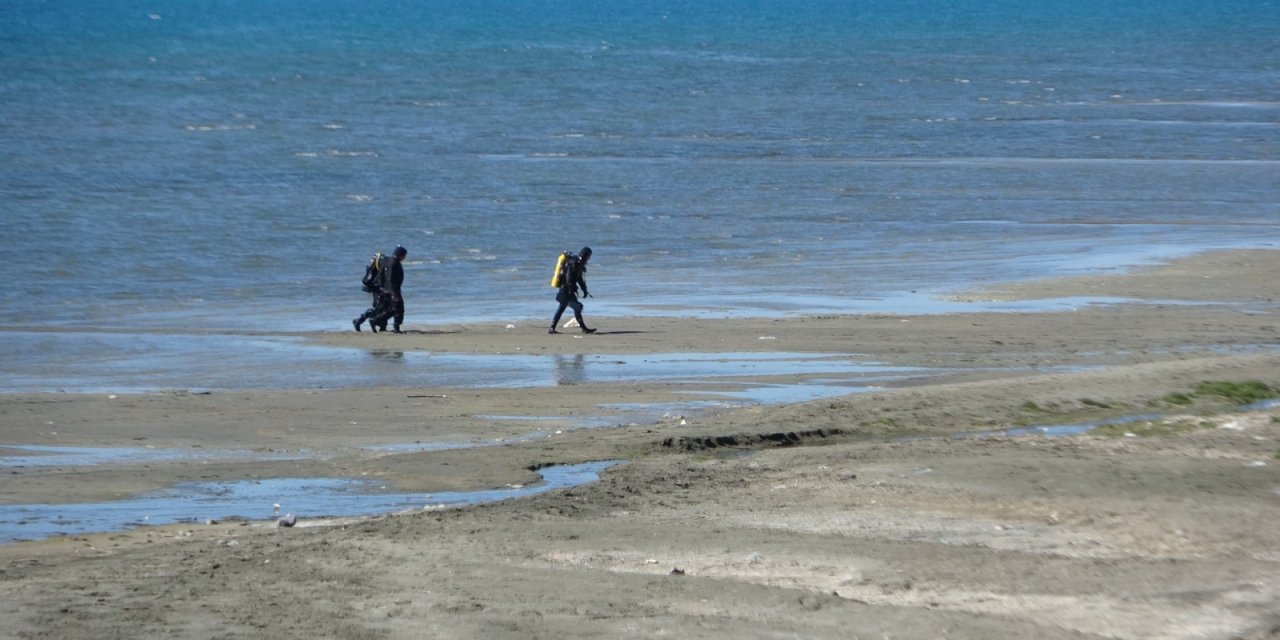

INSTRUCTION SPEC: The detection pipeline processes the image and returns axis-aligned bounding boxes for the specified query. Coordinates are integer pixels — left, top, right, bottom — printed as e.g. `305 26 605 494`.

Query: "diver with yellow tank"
548 246 596 334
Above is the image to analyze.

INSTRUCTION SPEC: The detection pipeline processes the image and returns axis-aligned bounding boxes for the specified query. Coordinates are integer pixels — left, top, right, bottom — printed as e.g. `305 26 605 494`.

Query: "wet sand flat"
1 249 1279 639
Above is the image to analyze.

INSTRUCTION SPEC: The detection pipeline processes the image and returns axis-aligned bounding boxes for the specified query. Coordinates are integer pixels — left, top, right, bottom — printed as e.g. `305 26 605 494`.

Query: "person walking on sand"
549 246 596 335
353 251 386 332
370 245 408 333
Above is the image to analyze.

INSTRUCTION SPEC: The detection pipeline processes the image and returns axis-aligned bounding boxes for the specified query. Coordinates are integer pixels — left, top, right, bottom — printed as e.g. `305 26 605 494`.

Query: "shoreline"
2 247 1275 396
2 248 1278 505
2 248 1279 638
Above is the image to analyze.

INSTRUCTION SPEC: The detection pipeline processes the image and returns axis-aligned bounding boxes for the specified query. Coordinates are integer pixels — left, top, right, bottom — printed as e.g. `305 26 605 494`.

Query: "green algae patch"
1192 381 1274 405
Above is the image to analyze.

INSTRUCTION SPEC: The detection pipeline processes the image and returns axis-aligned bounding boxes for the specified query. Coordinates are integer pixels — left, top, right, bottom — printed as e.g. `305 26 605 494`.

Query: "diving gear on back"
550 251 571 288
361 252 384 293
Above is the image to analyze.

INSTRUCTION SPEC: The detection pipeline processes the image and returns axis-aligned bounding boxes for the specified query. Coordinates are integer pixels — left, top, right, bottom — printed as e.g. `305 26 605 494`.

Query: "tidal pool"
0 460 621 544
950 398 1280 440
0 444 309 468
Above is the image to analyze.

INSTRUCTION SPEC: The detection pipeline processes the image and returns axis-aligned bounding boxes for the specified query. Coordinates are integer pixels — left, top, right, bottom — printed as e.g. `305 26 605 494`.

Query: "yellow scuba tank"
550 252 569 288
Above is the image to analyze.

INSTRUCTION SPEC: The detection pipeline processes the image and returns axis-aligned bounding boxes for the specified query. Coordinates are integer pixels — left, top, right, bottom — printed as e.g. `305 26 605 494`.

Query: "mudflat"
1 249 1279 639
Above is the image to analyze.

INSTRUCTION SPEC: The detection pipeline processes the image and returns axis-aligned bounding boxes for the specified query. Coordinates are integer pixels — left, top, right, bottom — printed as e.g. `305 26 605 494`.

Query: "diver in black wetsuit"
353 251 386 332
369 245 407 333
549 246 596 335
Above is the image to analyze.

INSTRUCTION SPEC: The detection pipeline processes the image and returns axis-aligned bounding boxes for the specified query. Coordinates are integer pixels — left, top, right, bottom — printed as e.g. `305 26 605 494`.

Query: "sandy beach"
2 248 1279 639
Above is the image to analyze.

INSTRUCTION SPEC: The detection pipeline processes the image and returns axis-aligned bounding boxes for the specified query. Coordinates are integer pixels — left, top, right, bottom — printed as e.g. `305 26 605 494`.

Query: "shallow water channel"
5 394 1275 543
0 461 620 544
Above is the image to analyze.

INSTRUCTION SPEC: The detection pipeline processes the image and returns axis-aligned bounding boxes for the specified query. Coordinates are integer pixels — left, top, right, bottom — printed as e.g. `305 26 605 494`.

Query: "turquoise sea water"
1 0 1278 389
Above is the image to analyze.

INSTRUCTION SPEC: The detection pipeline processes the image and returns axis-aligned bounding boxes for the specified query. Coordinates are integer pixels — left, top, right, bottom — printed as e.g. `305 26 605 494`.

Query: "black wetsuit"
370 255 405 331
550 251 592 333
354 256 388 332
